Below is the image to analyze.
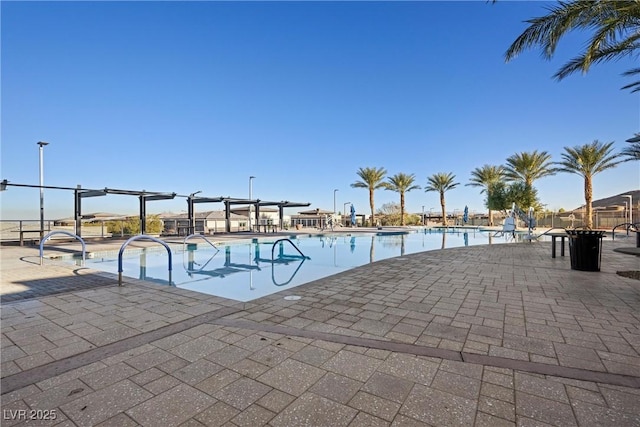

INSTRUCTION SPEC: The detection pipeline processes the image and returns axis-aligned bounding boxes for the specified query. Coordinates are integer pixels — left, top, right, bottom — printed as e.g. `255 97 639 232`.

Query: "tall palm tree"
425 172 459 226
383 173 421 225
555 140 623 228
505 1 640 92
466 165 504 226
504 150 556 190
351 167 387 227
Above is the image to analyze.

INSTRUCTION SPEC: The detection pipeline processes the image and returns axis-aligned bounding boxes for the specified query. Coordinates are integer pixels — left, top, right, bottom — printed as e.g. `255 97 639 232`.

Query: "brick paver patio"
1 232 639 426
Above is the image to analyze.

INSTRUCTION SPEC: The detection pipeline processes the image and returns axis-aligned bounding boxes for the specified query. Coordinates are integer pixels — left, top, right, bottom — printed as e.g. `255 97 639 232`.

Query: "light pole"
422 205 425 225
622 194 633 224
37 141 49 239
333 189 338 216
343 202 350 226
249 176 255 232
624 201 629 226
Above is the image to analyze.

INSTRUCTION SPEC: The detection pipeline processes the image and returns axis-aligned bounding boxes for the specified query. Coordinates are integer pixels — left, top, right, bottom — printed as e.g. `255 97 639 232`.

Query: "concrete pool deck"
1 232 639 426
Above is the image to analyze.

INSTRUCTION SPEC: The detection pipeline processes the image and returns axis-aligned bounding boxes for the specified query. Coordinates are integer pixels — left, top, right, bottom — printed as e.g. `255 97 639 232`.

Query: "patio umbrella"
350 204 356 226
463 206 469 223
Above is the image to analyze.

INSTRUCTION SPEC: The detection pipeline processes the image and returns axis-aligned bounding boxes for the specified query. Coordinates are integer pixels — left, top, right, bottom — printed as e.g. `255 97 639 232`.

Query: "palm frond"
505 0 640 91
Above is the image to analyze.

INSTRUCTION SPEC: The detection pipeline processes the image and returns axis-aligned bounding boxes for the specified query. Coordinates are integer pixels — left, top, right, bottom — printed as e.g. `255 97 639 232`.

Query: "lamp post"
422 205 425 225
622 194 633 224
343 202 351 226
623 200 629 227
37 141 49 239
249 176 255 232
333 189 338 216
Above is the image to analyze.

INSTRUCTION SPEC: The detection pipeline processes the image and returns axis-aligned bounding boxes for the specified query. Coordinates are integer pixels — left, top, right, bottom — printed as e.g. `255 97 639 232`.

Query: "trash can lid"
566 229 605 236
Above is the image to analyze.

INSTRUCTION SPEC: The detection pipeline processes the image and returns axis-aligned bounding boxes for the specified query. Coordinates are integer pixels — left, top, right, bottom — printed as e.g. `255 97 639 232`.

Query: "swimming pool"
75 229 527 302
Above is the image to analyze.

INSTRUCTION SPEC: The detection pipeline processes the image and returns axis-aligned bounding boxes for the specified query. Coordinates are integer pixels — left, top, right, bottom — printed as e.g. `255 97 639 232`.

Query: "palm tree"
383 173 421 225
505 1 640 92
466 165 504 226
622 134 640 161
425 172 459 226
351 167 387 227
555 140 623 228
504 150 556 190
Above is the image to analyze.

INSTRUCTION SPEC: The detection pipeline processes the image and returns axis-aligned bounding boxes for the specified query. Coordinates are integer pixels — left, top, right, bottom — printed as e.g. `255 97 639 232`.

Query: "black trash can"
566 230 605 272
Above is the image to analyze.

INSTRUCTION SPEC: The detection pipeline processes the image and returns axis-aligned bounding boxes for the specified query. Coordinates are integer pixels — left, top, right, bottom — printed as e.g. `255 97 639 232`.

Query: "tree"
622 134 640 161
351 167 387 227
106 215 163 235
467 165 505 226
555 140 623 228
504 150 556 192
425 172 459 226
505 1 640 92
487 181 540 216
377 202 401 225
383 173 421 226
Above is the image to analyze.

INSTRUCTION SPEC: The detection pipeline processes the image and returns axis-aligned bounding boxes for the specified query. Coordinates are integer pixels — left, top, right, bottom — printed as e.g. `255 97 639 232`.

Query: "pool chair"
492 216 516 238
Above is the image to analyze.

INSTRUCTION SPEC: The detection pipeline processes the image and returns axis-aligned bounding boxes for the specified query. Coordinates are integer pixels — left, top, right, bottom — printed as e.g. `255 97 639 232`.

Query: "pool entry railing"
611 222 638 240
271 239 308 261
118 235 172 286
183 234 219 251
39 231 87 266
272 257 307 287
529 227 568 241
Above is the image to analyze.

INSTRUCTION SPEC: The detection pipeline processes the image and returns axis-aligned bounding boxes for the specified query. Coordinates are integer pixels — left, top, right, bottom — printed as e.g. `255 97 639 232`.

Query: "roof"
230 207 278 213
298 209 334 215
159 210 247 220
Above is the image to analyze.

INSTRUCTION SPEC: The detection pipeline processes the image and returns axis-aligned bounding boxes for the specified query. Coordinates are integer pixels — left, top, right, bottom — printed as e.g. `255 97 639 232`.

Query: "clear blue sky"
1 1 638 220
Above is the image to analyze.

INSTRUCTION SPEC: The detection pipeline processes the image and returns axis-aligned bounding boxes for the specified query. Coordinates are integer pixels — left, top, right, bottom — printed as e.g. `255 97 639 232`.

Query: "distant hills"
573 190 639 211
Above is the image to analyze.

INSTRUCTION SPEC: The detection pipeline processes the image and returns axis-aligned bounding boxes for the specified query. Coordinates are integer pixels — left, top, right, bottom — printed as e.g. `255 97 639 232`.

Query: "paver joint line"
209 318 640 390
0 305 243 395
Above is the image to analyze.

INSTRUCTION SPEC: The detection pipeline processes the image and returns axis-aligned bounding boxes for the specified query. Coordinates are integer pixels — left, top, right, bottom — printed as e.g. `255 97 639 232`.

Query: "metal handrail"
534 227 568 239
39 231 87 266
272 258 307 287
611 222 639 240
271 238 307 260
118 235 172 286
183 252 219 274
183 233 219 251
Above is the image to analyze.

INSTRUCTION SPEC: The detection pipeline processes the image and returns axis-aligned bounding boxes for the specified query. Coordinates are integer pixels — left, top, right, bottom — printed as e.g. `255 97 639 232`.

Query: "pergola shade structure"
187 198 311 233
75 187 176 236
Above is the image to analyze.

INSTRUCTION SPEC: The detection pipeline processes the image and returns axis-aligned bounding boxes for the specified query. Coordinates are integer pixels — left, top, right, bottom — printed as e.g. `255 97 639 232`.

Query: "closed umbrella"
350 204 356 226
463 206 469 224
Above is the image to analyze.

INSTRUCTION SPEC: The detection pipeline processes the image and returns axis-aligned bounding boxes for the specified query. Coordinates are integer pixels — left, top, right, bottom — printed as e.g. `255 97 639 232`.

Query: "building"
159 211 248 235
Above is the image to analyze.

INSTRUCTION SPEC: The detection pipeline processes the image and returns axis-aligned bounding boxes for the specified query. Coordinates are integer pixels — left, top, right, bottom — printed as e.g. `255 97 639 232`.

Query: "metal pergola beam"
1 181 310 235
74 186 108 237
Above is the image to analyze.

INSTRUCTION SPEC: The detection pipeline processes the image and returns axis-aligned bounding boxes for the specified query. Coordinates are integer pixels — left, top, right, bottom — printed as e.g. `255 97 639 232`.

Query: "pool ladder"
118 235 173 286
39 231 87 266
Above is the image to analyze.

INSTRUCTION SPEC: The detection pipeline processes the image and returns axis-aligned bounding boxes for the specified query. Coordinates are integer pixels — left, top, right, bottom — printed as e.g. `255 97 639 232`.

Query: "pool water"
77 229 527 302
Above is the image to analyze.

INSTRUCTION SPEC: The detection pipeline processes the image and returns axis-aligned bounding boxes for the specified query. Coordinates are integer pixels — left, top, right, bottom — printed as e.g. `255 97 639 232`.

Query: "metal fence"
0 220 115 244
